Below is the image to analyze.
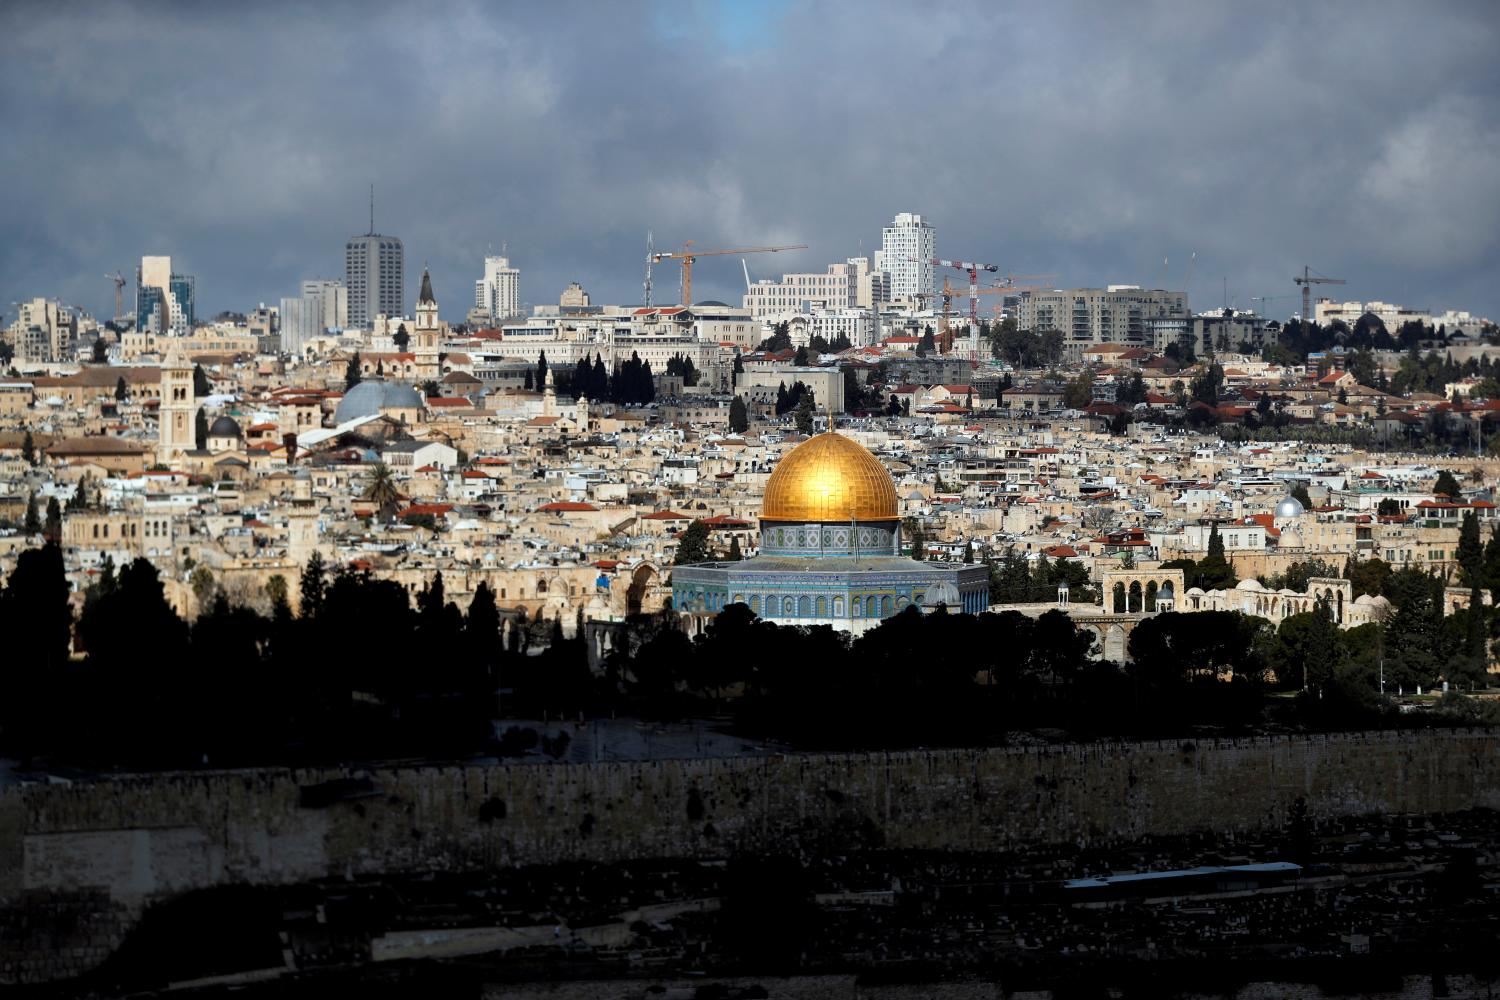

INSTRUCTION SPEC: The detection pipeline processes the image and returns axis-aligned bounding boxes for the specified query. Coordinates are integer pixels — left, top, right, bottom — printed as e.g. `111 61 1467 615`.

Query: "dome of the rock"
761 432 898 523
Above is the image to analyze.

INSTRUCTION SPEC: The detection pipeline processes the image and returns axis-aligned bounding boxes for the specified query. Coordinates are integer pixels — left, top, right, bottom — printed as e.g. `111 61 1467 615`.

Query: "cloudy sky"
3 0 1498 325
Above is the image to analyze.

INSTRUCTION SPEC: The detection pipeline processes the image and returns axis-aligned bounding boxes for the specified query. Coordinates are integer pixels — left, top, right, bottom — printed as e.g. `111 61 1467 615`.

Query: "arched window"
833 597 845 616
782 596 795 616
880 595 893 616
798 595 811 617
749 595 760 614
815 596 827 616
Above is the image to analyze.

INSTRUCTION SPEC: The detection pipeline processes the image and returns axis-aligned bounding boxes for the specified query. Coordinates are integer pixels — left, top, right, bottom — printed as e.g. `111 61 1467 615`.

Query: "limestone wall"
4 729 1498 983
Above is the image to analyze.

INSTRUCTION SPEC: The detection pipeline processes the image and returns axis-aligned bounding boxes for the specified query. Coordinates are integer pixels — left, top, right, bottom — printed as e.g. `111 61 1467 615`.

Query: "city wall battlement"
3 728 1498 983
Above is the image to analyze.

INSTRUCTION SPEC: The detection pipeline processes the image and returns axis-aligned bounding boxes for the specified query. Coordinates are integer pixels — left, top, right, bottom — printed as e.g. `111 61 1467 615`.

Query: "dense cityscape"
3 2 1500 997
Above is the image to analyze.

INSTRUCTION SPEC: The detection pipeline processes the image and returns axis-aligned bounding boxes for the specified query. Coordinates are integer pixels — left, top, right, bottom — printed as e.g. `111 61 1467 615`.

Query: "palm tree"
363 462 403 522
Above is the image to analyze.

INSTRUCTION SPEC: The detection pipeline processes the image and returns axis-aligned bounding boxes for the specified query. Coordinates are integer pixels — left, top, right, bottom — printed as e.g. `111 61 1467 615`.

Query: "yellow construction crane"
648 241 807 306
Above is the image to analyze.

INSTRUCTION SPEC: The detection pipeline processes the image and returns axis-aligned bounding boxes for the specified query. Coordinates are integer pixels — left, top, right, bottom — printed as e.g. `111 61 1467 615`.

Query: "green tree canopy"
674 520 711 565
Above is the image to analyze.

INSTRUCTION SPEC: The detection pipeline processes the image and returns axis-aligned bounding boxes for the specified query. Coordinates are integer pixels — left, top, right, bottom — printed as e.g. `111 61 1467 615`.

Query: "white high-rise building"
279 279 346 355
277 296 305 355
874 212 935 303
475 255 520 323
301 279 347 331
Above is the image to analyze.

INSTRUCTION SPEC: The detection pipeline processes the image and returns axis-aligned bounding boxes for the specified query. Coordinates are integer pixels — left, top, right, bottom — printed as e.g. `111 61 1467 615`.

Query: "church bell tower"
158 348 196 465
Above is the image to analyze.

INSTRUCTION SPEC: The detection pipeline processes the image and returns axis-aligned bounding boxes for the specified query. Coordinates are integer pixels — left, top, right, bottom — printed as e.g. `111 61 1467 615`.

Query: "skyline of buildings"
4 204 1496 365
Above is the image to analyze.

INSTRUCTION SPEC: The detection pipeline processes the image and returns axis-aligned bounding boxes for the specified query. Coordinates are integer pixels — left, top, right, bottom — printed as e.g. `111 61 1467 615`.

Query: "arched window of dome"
749 595 760 614
833 597 845 616
880 595 893 616
782 596 794 616
798 596 811 617
816 596 827 616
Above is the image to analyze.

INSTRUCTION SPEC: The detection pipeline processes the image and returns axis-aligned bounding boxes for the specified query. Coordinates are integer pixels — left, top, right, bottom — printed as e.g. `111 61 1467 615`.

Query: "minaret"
158 347 196 465
543 367 556 417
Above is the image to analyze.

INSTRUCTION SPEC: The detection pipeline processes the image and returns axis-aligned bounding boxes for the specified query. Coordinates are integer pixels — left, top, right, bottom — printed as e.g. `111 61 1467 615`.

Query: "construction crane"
933 279 1057 356
1249 293 1296 316
1294 266 1346 326
648 241 807 307
935 277 958 353
908 257 1002 326
106 272 126 321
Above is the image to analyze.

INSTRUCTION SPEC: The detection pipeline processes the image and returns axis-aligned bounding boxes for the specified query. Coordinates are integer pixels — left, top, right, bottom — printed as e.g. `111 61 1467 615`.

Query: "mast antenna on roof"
369 183 375 235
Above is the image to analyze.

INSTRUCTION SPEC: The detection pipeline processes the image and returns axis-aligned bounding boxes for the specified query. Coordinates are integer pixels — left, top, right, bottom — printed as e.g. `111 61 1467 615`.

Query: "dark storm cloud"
3 0 1498 323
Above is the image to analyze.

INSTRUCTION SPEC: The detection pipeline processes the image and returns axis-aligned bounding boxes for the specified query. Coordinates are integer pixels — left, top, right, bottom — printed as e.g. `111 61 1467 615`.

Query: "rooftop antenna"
368 183 375 235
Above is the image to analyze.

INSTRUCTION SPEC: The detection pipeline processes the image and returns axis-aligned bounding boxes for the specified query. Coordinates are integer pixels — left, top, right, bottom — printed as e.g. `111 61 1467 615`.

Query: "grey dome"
1274 495 1305 518
923 581 962 610
334 381 422 423
207 415 242 439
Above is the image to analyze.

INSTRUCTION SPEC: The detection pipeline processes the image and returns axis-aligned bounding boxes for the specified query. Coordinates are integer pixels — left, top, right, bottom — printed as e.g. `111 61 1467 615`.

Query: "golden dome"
762 432 899 522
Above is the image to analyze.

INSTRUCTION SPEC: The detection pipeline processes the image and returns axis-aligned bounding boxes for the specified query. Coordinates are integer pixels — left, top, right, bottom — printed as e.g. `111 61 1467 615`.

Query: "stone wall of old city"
4 728 1498 983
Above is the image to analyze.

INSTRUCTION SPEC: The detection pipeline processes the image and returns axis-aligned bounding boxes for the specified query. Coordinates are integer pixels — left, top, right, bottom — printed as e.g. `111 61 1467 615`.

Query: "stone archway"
625 563 663 616
1100 569 1187 615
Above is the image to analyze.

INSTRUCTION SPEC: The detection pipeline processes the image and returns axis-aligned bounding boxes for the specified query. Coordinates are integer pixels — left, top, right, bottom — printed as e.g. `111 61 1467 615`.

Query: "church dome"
762 432 898 522
207 415 242 439
1274 495 1305 518
334 380 422 424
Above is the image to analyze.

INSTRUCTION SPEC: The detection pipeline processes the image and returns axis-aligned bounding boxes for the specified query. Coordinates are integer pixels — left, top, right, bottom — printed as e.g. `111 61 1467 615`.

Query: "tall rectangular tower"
157 350 196 465
346 234 404 328
474 255 520 322
874 213 935 303
136 255 195 335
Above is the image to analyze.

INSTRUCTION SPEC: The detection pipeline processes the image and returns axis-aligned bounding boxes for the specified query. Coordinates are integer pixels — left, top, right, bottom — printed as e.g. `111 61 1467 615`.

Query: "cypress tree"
23 492 40 535
729 395 749 433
